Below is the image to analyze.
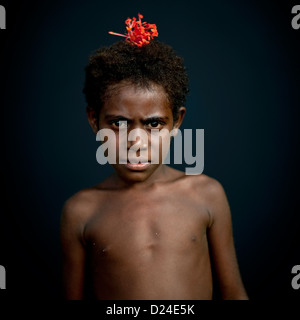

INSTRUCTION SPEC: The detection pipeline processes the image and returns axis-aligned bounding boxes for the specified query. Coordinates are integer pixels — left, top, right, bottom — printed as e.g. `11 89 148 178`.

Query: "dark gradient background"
0 0 299 300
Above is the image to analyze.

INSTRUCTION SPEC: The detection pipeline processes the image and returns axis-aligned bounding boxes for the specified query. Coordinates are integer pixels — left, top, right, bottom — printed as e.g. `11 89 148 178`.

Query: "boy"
60 16 248 300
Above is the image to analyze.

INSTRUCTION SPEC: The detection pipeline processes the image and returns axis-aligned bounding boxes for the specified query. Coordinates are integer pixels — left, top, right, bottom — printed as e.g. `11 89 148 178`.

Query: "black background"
0 0 299 302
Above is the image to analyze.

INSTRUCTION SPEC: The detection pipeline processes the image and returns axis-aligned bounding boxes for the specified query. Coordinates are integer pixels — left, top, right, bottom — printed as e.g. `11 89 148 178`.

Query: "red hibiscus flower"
109 13 158 47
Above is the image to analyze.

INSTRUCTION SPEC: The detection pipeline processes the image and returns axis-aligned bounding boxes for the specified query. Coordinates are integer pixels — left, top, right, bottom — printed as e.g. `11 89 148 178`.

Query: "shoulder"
181 173 226 198
61 187 105 228
182 174 229 222
193 175 231 228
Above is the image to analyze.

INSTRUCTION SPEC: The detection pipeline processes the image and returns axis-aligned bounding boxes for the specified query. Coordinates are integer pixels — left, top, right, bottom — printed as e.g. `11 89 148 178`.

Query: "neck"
111 164 172 190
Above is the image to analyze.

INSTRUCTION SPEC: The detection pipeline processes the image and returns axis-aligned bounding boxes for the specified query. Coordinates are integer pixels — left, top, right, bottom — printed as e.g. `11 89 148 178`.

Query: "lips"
124 160 151 171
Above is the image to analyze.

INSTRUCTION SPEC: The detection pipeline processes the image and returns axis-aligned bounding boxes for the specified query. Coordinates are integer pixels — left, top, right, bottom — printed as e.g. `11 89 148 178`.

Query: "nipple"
101 245 110 254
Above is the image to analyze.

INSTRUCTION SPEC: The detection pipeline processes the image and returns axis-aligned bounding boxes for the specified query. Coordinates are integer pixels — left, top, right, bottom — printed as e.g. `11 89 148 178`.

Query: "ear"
173 107 186 135
86 106 99 134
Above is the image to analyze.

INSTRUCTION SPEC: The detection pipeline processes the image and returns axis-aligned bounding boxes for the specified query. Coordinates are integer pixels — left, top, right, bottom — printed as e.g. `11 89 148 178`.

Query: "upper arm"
206 179 248 300
60 198 87 300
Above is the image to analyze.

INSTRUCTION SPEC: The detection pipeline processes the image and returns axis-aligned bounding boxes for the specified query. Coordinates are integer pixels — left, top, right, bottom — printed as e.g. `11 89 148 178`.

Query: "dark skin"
60 82 248 300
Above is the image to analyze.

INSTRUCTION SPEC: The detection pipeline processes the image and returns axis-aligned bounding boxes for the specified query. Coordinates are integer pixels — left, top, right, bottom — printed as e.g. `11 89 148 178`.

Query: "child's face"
88 82 185 183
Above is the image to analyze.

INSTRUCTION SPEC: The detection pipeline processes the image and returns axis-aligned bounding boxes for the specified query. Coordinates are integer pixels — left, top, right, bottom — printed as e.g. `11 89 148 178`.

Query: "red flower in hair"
109 13 158 47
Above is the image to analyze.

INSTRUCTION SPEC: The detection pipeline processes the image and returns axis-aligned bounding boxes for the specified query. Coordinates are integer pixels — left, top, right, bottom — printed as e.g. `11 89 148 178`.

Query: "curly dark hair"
83 39 189 123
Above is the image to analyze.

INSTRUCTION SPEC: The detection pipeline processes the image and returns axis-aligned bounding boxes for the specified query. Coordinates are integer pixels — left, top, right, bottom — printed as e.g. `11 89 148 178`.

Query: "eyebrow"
104 115 129 120
104 115 170 122
143 116 169 123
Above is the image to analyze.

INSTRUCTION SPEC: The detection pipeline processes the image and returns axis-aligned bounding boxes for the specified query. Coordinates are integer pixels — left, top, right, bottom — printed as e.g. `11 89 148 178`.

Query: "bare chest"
83 192 210 261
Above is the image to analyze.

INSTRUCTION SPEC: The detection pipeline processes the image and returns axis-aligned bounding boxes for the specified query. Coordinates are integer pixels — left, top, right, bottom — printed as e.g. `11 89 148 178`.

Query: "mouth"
124 160 151 171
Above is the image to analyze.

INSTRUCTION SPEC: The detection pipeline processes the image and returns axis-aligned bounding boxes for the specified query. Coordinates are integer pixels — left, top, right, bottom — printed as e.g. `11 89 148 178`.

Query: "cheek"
150 130 172 163
115 131 127 159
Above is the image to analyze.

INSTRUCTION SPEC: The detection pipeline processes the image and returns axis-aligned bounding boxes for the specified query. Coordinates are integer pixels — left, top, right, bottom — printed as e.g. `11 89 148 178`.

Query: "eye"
146 121 163 128
111 120 128 128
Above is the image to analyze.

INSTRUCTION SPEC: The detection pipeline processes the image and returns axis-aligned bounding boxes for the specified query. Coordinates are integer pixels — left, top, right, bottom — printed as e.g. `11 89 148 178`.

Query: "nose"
127 128 148 151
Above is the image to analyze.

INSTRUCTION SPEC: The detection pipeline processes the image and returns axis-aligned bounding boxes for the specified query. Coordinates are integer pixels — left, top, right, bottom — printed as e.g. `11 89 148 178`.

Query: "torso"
82 173 213 299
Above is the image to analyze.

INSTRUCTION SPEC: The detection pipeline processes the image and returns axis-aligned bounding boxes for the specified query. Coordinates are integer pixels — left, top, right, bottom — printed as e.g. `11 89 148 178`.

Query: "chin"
113 164 159 183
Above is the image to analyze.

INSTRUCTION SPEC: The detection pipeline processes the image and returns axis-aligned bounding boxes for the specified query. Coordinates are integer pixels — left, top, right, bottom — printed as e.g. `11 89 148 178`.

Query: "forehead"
101 82 171 118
